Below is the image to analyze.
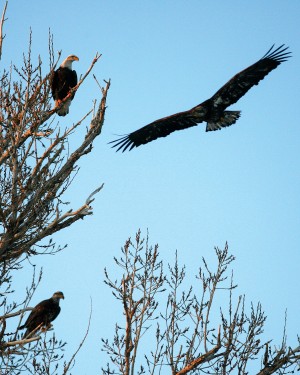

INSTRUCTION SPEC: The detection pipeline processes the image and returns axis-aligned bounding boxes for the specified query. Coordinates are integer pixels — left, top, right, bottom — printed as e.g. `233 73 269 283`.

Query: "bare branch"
176 327 222 375
63 299 93 375
86 183 104 205
0 306 33 320
256 345 300 375
0 1 8 60
2 335 41 348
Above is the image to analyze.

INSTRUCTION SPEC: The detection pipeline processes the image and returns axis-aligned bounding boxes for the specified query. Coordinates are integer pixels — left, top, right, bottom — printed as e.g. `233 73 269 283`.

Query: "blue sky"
4 1 300 373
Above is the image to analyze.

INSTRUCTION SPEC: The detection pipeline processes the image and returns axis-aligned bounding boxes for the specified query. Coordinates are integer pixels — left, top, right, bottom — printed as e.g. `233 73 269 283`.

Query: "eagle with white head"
51 55 79 116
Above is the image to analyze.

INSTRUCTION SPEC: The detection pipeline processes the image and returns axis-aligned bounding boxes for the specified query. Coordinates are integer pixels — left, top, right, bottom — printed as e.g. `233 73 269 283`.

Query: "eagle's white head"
61 55 79 69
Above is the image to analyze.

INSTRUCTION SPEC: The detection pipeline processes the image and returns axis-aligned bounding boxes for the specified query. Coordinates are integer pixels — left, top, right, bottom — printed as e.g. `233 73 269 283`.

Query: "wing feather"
51 70 59 100
20 299 60 331
19 299 49 332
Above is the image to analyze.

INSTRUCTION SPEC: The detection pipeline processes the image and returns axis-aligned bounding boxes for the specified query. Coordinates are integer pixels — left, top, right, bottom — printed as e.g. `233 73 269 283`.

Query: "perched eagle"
19 291 64 337
51 55 79 116
110 44 291 152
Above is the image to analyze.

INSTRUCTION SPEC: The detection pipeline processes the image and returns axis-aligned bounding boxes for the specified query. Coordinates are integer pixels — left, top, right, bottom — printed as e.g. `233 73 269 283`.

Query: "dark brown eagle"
19 291 64 337
110 44 291 152
51 55 79 116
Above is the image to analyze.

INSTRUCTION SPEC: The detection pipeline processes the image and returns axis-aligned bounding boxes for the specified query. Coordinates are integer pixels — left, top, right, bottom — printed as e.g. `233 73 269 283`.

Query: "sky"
2 0 300 373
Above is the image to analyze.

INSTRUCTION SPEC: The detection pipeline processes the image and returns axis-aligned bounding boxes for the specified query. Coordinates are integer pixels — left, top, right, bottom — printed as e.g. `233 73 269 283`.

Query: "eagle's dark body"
110 45 291 152
51 55 79 116
19 291 64 337
52 67 77 101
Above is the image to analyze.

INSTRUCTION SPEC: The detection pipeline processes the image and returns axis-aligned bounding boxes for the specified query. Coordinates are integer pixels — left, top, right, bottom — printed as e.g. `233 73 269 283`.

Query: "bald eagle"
51 55 79 116
110 44 291 152
19 291 64 337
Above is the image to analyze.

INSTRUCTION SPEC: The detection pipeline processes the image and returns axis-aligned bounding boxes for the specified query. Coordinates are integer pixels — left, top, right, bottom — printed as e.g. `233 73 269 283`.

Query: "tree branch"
176 327 222 375
256 346 300 375
0 1 8 60
63 299 93 375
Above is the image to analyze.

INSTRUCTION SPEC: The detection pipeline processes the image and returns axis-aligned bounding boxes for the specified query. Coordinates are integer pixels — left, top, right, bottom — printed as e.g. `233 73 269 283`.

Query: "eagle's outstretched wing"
109 102 209 152
210 44 291 110
110 45 291 152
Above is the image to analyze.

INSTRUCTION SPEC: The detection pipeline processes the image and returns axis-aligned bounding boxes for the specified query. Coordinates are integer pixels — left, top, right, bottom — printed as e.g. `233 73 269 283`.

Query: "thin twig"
63 298 93 375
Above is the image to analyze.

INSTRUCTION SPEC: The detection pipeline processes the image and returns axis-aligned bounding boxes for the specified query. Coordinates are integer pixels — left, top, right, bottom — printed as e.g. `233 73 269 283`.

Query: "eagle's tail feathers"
56 99 71 116
206 110 241 132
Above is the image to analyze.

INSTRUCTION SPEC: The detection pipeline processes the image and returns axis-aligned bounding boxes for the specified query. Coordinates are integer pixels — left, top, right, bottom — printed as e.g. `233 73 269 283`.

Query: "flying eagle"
19 291 64 337
110 44 291 152
51 55 79 116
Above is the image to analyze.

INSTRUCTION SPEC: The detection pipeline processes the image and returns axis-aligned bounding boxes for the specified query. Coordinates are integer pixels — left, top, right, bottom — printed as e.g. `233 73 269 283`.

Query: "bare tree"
102 230 300 375
0 34 109 265
0 3 110 373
